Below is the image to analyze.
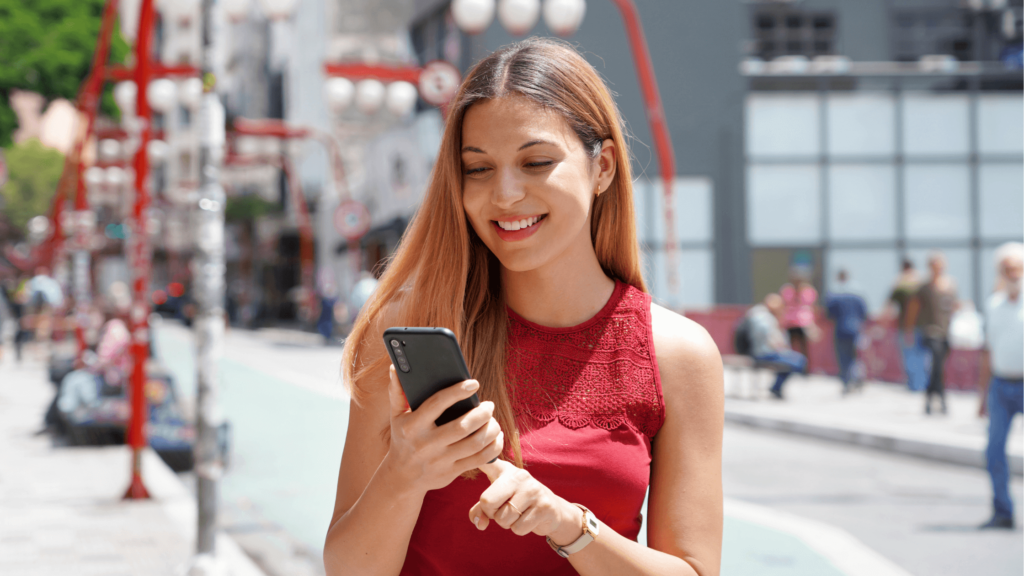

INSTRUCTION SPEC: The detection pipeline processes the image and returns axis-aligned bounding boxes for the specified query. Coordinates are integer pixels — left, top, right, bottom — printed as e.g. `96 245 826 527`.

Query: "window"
746 93 820 158
827 94 896 157
828 164 897 242
901 93 970 157
904 164 971 240
750 7 836 60
978 94 1024 155
979 163 1024 240
826 249 901 313
748 164 821 245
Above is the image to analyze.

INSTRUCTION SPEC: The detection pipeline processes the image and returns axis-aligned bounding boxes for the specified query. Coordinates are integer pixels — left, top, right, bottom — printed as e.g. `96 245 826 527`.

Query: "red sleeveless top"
401 281 665 575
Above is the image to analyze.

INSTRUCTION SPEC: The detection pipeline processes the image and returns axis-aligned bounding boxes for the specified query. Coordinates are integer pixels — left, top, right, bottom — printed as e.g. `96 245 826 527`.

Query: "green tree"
0 139 65 234
0 0 130 146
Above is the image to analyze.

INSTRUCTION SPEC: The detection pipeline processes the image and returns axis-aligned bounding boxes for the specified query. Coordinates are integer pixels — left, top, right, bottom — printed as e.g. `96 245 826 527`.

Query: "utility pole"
193 0 227 566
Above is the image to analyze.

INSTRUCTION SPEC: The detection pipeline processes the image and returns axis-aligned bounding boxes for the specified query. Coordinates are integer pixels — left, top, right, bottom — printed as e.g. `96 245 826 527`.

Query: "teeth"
497 216 541 231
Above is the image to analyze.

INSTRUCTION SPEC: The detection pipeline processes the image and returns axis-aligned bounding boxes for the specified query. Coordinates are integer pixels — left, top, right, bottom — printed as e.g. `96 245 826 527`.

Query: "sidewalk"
724 369 1023 474
0 354 267 576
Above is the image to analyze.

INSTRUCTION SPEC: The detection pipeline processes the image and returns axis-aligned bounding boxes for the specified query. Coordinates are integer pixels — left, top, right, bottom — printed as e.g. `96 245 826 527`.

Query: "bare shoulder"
649 302 723 400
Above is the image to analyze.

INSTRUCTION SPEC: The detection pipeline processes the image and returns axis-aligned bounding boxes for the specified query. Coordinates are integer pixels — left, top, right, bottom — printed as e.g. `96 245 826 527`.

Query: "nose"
490 168 525 210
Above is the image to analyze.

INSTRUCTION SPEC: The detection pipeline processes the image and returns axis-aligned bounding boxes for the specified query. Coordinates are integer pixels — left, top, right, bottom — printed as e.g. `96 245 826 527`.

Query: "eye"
464 166 491 177
524 160 553 169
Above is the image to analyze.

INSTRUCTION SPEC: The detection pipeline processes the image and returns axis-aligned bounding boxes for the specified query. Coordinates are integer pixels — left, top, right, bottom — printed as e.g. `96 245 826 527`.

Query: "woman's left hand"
469 460 584 546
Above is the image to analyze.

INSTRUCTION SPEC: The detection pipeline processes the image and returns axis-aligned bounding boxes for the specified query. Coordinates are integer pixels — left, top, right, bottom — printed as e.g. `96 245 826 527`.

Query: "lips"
492 214 546 242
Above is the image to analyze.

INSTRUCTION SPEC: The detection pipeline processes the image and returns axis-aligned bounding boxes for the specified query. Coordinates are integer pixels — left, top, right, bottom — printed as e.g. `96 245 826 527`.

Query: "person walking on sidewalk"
977 242 1024 530
889 259 927 392
905 252 959 415
747 293 807 400
780 268 818 364
827 270 867 394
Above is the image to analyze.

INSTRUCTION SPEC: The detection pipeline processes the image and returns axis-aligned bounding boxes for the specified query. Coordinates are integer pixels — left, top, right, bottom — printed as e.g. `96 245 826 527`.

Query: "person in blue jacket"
827 269 868 394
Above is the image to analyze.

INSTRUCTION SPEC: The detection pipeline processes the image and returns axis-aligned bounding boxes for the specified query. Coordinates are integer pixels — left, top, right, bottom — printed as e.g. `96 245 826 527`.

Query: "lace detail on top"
506 281 665 439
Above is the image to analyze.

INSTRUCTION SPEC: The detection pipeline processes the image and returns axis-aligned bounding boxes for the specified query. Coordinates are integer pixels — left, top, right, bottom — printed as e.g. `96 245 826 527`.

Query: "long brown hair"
341 37 646 467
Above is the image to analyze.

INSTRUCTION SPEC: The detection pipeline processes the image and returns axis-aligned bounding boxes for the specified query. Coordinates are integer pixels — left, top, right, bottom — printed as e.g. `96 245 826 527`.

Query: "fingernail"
473 516 480 527
464 380 480 391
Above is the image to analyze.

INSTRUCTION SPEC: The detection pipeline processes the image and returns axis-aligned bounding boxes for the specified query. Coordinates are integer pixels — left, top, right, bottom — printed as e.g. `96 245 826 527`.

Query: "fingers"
477 467 523 526
446 415 501 460
453 430 504 472
416 379 481 423
436 400 496 444
469 500 490 531
387 365 409 420
477 458 515 483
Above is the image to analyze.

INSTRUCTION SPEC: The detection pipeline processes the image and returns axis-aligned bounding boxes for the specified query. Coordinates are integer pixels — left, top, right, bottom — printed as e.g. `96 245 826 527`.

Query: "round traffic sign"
334 200 371 241
418 60 462 107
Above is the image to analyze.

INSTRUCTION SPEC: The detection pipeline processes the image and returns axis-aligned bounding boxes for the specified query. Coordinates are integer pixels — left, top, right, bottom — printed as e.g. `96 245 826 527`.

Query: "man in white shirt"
978 242 1024 530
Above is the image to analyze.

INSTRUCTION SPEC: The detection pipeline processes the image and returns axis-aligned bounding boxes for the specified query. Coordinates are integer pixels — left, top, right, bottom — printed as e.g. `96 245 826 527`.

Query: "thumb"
388 364 410 419
478 458 516 483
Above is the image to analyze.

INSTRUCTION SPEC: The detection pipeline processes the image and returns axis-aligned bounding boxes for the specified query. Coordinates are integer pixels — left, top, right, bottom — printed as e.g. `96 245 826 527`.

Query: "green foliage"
0 139 65 234
226 195 281 222
0 0 130 146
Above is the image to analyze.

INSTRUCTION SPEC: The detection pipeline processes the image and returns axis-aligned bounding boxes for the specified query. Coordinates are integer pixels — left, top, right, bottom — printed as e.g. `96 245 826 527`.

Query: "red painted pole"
124 0 155 500
607 0 678 293
71 0 122 365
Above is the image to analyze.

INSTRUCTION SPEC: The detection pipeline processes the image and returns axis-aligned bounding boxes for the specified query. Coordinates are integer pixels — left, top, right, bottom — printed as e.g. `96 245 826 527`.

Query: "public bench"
721 354 793 400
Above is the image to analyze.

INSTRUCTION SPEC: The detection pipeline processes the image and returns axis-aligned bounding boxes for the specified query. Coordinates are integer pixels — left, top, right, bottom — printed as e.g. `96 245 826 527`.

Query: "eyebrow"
460 139 555 154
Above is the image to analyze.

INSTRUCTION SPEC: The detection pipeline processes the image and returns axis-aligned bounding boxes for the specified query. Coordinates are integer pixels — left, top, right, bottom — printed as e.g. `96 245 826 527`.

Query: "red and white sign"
334 200 371 241
418 60 461 107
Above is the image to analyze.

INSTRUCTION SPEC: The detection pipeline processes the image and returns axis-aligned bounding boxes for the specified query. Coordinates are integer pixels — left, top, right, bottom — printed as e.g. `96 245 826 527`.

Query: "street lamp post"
193 0 228 564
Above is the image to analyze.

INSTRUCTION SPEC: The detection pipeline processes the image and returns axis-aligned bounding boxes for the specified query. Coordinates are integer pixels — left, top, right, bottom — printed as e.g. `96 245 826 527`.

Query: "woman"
324 38 723 576
779 268 817 362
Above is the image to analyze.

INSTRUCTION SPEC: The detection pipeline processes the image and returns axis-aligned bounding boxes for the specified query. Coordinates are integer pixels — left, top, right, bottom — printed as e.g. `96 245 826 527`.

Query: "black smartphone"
383 327 480 426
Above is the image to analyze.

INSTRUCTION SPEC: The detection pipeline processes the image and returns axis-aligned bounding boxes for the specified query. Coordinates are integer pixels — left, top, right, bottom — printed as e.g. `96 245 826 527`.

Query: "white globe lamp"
498 0 540 36
105 166 127 188
235 136 260 157
114 81 137 116
543 0 586 36
324 77 355 112
147 78 178 114
99 139 122 161
257 0 299 20
148 140 170 165
355 79 386 115
84 166 106 189
452 0 496 35
178 77 203 109
385 81 419 116
221 0 251 22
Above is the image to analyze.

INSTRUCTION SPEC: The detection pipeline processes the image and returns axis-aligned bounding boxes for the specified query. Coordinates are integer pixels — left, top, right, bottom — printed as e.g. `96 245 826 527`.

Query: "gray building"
408 0 1023 311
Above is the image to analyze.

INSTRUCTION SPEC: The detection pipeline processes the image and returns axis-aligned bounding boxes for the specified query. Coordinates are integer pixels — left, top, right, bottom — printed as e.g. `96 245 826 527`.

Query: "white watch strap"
547 505 600 558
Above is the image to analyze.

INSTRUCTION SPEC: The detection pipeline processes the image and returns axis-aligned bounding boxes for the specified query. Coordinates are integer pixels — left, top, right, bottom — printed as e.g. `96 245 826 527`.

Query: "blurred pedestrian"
905 252 959 415
747 293 807 400
780 267 818 364
827 270 868 394
317 279 339 344
977 242 1023 530
889 259 927 391
9 276 32 362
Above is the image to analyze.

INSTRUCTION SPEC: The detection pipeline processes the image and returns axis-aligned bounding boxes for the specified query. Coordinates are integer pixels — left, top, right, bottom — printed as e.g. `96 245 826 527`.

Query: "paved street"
0 353 263 576
151 320 1024 576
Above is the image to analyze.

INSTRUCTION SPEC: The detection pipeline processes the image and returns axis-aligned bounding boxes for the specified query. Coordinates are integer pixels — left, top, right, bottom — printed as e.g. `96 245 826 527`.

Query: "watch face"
585 512 600 535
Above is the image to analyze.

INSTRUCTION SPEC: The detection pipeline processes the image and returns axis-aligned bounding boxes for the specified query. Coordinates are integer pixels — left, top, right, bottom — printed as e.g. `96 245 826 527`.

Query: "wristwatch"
547 504 600 558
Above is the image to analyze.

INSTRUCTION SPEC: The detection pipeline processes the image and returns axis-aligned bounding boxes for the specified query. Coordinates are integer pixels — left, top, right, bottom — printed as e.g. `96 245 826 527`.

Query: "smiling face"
460 96 615 274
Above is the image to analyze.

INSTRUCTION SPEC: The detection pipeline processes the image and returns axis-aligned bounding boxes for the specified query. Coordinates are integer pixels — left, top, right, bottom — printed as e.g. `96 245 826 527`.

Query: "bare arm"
464 305 724 576
978 349 991 417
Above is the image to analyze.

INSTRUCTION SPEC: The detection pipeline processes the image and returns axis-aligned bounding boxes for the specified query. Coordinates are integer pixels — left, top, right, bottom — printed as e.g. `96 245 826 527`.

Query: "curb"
724 408 1024 475
141 449 270 576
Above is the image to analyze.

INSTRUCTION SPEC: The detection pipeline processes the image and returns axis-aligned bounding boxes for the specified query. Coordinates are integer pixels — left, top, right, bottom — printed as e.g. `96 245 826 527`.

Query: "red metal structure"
122 0 158 500
36 0 199 499
608 0 679 292
228 118 353 320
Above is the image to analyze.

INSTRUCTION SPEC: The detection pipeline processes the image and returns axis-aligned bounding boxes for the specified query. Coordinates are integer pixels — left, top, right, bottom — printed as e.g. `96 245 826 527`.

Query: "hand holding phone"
381 328 503 489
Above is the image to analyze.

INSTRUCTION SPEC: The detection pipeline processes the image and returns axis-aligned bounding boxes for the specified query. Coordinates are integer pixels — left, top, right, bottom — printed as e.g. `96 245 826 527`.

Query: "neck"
1008 289 1020 302
501 228 615 328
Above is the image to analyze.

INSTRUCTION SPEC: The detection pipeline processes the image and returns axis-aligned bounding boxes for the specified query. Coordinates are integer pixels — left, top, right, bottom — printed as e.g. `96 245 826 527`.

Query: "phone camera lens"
390 339 400 348
394 348 405 357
